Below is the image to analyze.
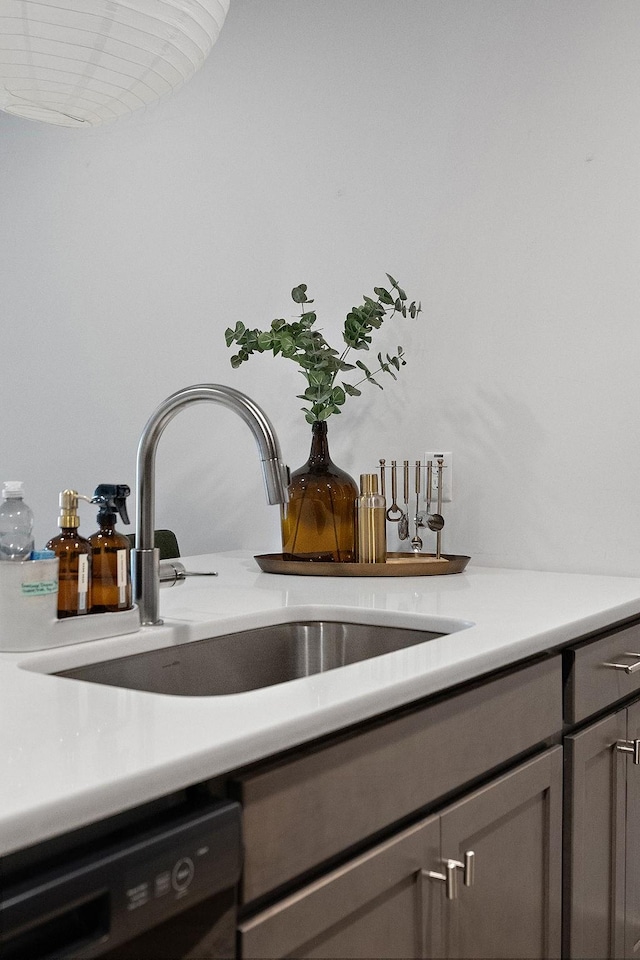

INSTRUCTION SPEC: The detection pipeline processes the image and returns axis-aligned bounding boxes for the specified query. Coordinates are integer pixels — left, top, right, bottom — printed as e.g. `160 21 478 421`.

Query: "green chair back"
126 529 180 560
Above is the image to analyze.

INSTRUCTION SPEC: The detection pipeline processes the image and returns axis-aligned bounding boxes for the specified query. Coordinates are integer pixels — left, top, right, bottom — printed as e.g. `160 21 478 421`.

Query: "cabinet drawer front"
567 621 640 724
233 656 561 903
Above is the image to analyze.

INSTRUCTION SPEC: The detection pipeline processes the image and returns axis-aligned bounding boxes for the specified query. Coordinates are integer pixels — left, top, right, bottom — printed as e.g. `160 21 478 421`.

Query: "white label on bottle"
77 554 89 613
116 549 128 606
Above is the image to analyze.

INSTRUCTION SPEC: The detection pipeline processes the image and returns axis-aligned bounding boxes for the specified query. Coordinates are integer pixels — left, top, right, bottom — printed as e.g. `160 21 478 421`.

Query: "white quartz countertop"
2 551 640 857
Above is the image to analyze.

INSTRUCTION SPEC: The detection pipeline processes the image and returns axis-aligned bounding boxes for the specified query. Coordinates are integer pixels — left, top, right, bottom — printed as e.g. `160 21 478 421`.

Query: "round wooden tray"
254 552 470 577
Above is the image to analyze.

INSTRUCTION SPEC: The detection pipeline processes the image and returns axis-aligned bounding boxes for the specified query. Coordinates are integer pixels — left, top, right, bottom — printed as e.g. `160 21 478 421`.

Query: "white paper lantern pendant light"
0 0 230 127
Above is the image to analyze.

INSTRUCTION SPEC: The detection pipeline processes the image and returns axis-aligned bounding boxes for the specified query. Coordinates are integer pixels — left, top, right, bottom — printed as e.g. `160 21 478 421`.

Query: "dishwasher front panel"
0 798 242 960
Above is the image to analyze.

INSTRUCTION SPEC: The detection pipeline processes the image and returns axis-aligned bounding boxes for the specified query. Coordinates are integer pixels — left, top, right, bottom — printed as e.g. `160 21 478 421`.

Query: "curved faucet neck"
133 384 288 625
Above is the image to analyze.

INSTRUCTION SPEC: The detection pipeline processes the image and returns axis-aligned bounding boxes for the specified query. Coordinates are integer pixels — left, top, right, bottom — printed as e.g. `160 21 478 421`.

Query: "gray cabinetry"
565 621 640 725
439 746 562 960
564 710 626 958
235 614 640 960
624 700 640 958
565 622 640 960
233 657 561 903
240 813 440 959
239 747 562 960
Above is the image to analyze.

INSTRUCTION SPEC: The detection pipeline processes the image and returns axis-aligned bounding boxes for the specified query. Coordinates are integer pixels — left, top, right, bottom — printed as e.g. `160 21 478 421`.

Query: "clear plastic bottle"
0 481 34 561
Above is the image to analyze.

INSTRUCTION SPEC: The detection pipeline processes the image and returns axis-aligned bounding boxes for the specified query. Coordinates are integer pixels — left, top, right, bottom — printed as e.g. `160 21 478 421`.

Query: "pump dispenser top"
57 488 83 529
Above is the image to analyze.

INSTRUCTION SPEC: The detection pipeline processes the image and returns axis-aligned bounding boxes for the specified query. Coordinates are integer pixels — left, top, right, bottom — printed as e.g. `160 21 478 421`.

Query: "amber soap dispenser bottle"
46 490 92 618
89 484 132 613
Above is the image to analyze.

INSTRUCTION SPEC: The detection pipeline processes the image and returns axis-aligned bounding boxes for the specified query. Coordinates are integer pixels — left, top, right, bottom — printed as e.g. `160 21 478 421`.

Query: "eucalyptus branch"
225 274 422 423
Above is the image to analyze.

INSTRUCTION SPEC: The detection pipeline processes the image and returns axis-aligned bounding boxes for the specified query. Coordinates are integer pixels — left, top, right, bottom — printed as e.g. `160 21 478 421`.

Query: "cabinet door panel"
239 815 440 960
565 710 626 959
440 747 562 960
625 699 640 957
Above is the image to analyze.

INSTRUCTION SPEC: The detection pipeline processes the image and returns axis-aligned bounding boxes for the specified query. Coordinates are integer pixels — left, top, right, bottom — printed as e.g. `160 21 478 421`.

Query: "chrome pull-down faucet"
133 384 289 625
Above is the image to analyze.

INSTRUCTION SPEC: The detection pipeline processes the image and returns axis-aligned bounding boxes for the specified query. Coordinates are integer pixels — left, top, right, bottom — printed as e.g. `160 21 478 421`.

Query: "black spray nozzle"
92 484 131 525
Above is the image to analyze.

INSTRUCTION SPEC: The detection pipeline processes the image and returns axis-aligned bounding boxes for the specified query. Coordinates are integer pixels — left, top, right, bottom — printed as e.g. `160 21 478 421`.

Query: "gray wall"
2 0 639 575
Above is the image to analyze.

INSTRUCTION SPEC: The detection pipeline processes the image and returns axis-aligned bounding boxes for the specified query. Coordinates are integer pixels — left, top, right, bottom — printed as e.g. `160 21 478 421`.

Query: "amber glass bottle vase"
281 420 358 562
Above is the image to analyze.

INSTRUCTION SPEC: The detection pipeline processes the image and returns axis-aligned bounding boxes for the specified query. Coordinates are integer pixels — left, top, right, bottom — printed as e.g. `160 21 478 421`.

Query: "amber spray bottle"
89 484 132 613
46 490 92 618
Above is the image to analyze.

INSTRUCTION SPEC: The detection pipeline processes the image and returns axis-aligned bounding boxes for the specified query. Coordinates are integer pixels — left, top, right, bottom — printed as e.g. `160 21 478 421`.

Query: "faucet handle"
159 560 218 587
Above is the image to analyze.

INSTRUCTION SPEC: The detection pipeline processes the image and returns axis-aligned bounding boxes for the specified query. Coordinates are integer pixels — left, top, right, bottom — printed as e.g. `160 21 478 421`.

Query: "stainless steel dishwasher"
0 794 242 960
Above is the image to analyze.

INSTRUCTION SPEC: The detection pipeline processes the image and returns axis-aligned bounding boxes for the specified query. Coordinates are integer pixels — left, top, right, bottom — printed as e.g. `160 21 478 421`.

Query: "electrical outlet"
424 451 453 503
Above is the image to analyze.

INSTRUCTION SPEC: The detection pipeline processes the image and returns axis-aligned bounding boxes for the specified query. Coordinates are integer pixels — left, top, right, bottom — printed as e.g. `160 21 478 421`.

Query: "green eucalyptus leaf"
331 386 346 405
291 284 308 304
343 382 362 397
308 370 329 387
279 334 296 356
374 287 394 305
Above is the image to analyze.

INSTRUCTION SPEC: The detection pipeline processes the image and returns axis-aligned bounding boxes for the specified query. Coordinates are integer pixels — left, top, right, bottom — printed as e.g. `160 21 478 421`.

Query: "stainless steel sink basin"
55 620 450 696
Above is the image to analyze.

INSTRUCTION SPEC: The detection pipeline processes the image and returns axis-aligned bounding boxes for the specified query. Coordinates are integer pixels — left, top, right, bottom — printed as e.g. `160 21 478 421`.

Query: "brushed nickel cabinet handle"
446 860 459 900
616 739 640 764
603 653 640 675
424 861 458 900
424 851 475 900
463 850 475 887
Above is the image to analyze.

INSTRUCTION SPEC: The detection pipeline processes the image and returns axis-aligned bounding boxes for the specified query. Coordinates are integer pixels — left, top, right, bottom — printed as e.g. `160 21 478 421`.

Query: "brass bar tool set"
378 458 446 557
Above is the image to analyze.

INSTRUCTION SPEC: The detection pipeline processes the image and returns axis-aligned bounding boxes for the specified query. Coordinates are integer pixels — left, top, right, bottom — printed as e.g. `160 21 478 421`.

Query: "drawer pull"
425 851 475 900
616 740 640 764
603 653 640 675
